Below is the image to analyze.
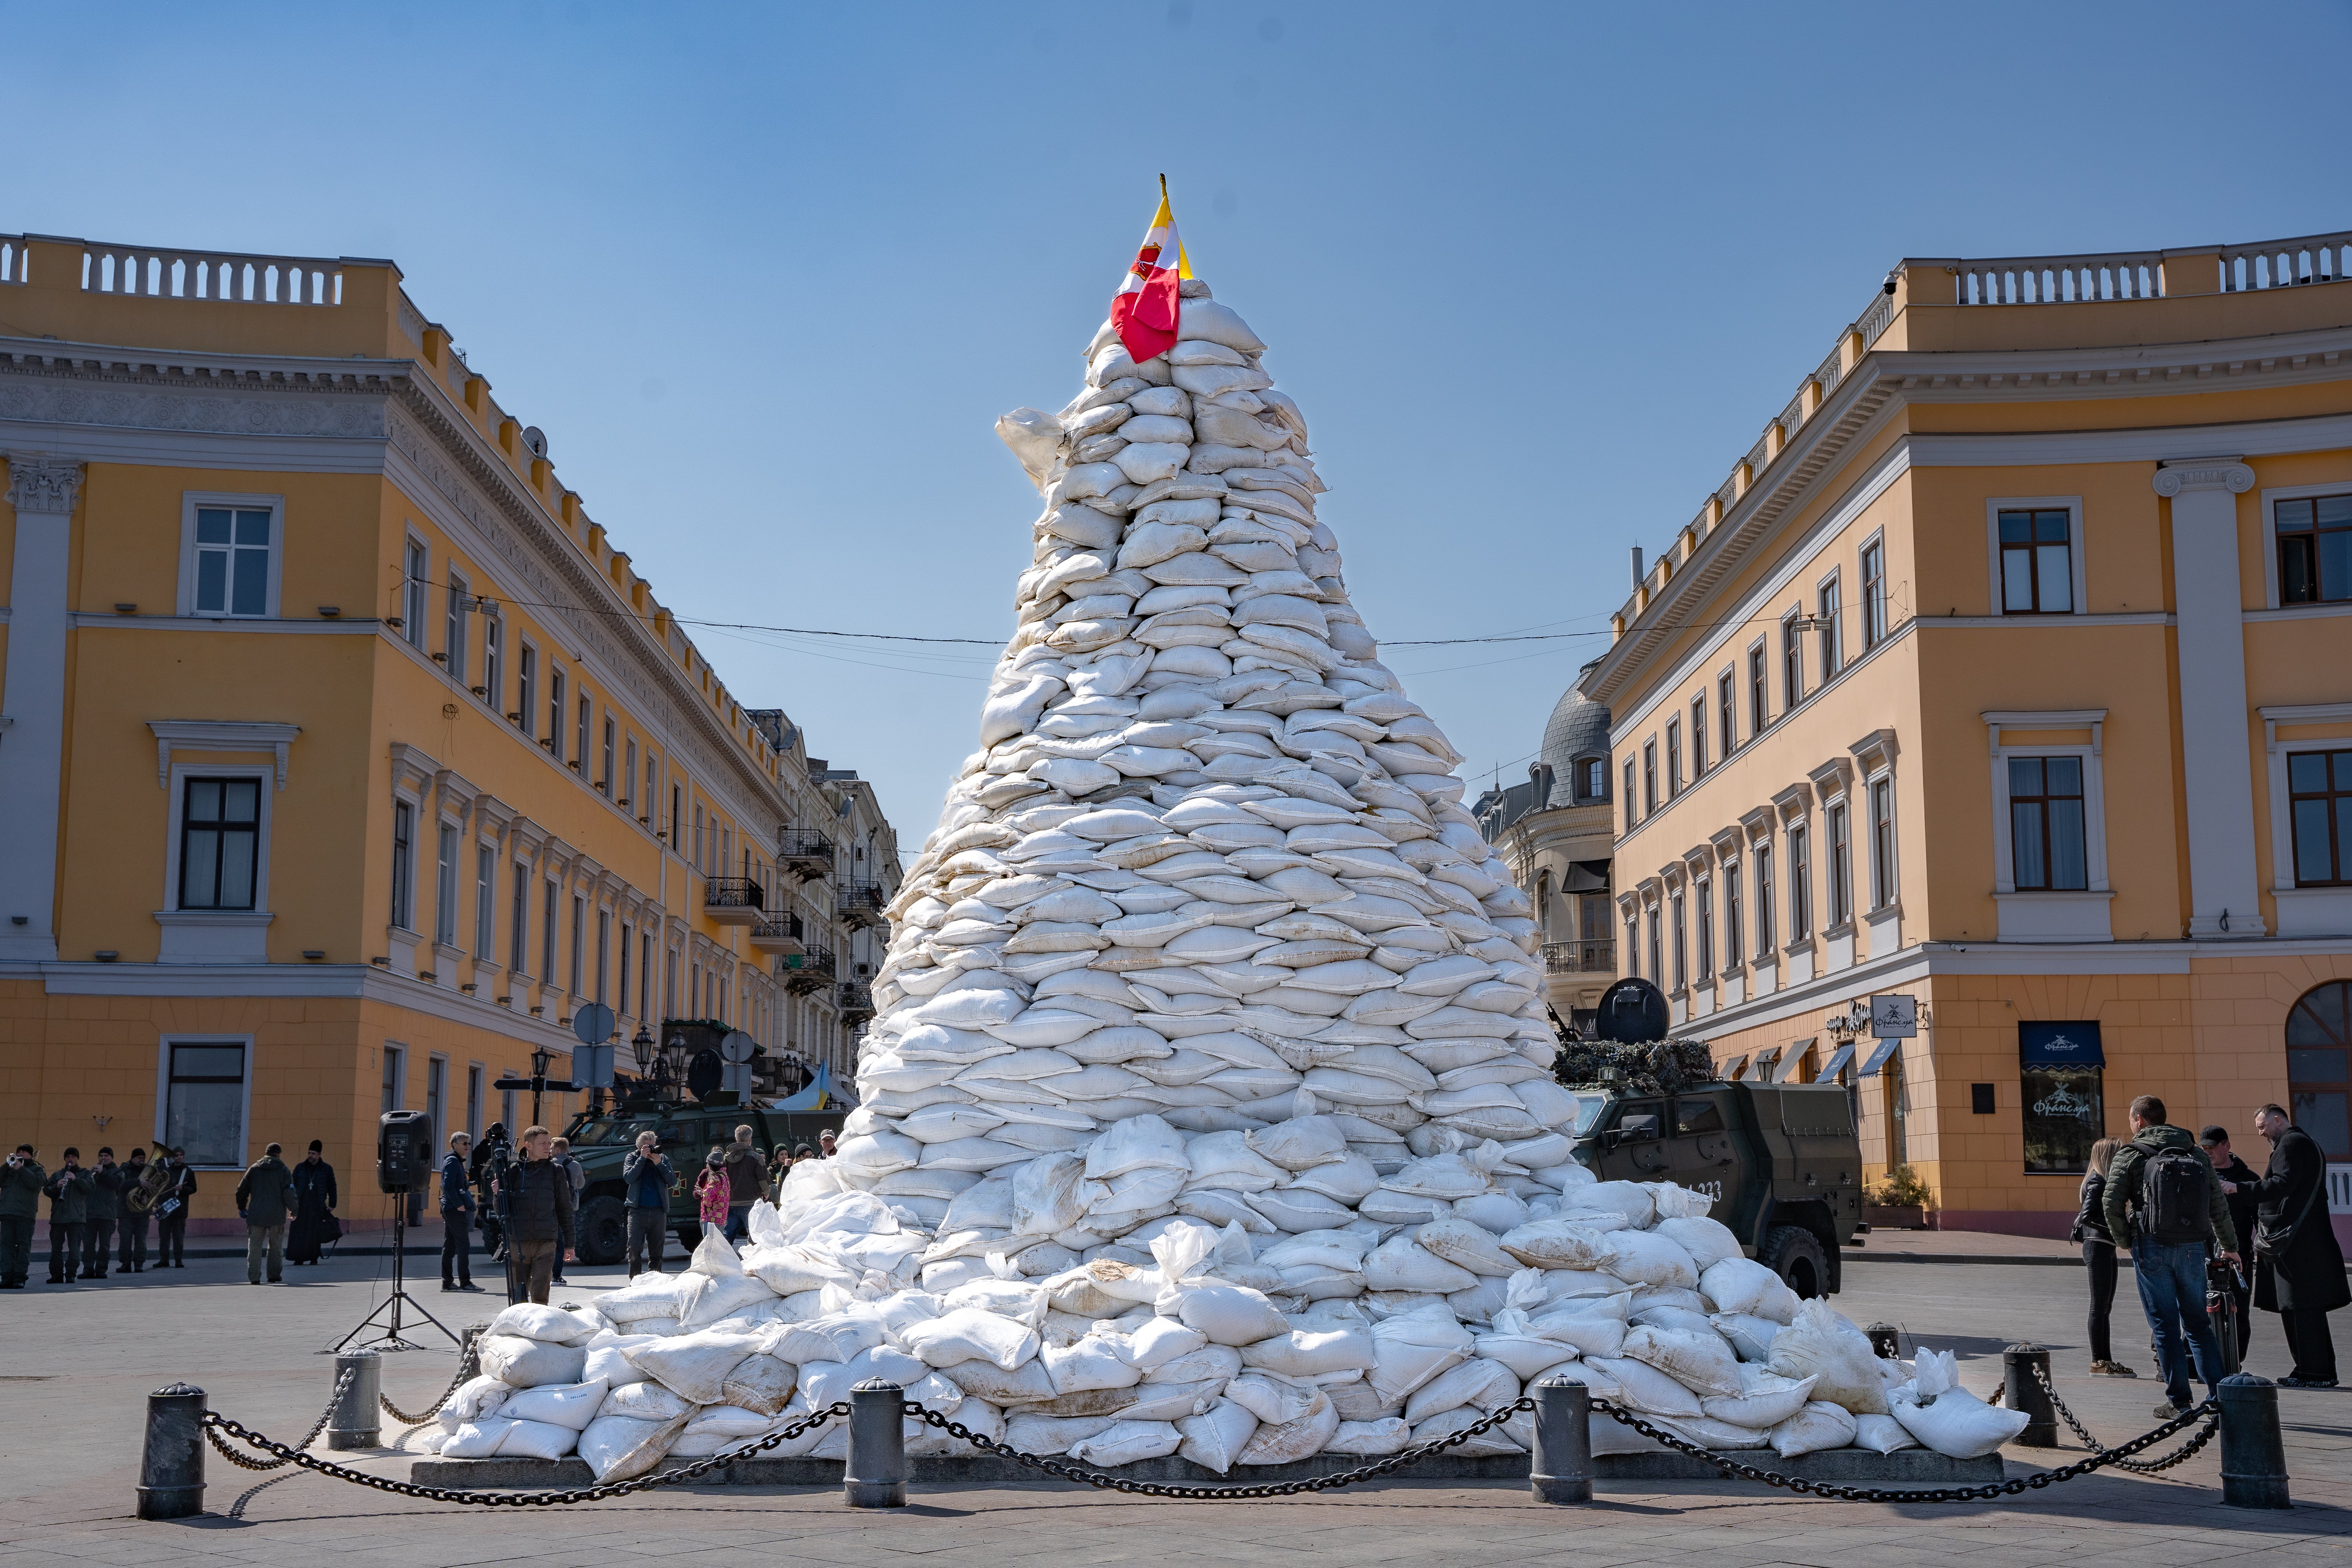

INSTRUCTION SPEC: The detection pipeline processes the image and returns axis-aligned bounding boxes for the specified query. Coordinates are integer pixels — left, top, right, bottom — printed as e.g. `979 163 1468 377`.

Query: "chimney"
1629 546 1645 592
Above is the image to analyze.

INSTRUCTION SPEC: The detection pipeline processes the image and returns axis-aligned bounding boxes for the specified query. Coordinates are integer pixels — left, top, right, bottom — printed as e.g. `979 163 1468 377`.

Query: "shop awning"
1720 1054 1749 1081
1563 860 1612 894
1857 1037 1901 1078
2020 1021 2104 1068
1822 1042 1856 1079
1752 1046 1784 1082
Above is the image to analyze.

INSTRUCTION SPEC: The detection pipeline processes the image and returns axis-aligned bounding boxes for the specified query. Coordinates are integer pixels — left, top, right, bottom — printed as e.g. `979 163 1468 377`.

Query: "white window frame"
178 492 285 619
1859 529 1889 648
382 1043 407 1114
2259 704 2352 936
1717 666 1737 757
154 1033 255 1170
1816 570 1844 681
474 840 497 962
162 762 275 916
390 792 420 935
434 817 461 948
1984 496 2085 618
445 569 470 679
516 640 537 732
401 533 429 647
2258 482 2352 609
480 608 503 712
1984 709 2114 942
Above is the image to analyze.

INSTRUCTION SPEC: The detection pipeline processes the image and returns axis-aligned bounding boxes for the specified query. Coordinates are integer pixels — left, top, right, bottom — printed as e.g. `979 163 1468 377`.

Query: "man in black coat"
2203 1125 2261 1358
502 1126 574 1305
2252 1103 2350 1387
84 1148 124 1281
43 1150 91 1285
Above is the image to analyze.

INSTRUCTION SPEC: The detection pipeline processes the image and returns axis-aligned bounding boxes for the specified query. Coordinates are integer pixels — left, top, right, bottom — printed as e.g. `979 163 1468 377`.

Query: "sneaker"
2155 1401 2191 1419
2090 1360 2138 1377
2278 1376 2340 1389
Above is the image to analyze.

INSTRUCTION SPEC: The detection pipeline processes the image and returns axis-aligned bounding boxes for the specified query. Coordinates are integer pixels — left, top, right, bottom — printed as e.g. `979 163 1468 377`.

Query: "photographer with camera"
470 1123 511 1265
622 1130 675 1279
503 1126 574 1305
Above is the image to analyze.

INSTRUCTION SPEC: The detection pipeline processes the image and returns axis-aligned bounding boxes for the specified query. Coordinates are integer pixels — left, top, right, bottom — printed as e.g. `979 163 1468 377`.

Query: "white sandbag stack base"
401 280 2021 1486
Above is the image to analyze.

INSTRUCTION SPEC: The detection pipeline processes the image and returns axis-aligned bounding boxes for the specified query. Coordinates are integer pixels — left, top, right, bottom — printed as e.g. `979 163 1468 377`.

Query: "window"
1781 611 1803 710
1642 742 1657 814
382 1045 405 1114
549 670 566 754
510 861 529 974
2288 982 2352 1159
619 924 632 1017
2009 757 2089 891
517 644 536 731
1826 803 1851 927
642 937 655 1023
2277 494 2352 605
2000 508 2076 613
434 821 459 946
1754 842 1775 953
2020 1022 2104 1174
1581 757 1606 800
178 777 260 911
390 800 416 930
1788 825 1811 938
1666 721 1682 797
602 717 616 795
1690 697 1707 778
2288 749 2352 887
665 946 678 1016
596 909 612 1006
1870 778 1897 908
1695 880 1713 977
162 1041 247 1167
1718 672 1736 758
1623 759 1637 831
670 782 682 846
403 539 428 647
192 506 273 617
576 695 592 776
542 881 559 987
695 804 708 869
570 894 586 995
1645 907 1662 985
426 1056 447 1155
482 615 503 711
1579 892 1610 943
1724 861 1743 968
1670 894 1687 990
624 738 638 807
474 845 495 960
466 1064 483 1141
1817 573 1842 682
1861 539 1887 648
1749 644 1768 735
445 572 470 677
500 1082 516 1131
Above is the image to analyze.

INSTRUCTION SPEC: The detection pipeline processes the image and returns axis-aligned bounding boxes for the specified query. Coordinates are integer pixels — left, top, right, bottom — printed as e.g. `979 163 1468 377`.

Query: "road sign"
721 1061 755 1096
572 1004 616 1048
573 1044 616 1089
719 1029 757 1064
1869 995 1917 1038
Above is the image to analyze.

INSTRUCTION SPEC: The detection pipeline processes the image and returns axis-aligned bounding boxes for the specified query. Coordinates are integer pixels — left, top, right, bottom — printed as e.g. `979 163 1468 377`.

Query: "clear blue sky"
11 2 2350 853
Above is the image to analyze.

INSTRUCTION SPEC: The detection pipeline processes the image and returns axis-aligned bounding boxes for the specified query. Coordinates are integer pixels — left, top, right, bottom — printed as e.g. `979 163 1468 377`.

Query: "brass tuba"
126 1160 174 1214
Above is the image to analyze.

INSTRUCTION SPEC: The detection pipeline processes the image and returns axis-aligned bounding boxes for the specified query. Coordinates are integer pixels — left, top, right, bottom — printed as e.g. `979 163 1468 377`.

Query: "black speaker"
377 1110 433 1193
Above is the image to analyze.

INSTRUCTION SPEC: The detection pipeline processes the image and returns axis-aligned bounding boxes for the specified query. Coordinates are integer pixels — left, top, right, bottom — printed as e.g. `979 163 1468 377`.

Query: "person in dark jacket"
83 1148 124 1281
722 1125 767 1241
2071 1137 2134 1376
2203 1125 2260 1359
2103 1095 2239 1417
2252 1103 2349 1387
549 1137 586 1285
503 1126 575 1305
44 1149 91 1285
116 1148 154 1273
235 1143 294 1285
155 1149 195 1268
439 1133 479 1292
1 1146 45 1289
286 1141 338 1266
622 1131 675 1279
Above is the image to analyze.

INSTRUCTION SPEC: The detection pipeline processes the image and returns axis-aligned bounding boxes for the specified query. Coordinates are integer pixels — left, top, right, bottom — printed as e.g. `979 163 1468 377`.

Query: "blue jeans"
2133 1239 2224 1408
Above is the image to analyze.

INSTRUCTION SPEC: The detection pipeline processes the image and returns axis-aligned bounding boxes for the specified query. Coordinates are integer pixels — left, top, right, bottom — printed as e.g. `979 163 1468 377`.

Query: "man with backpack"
2104 1094 2240 1419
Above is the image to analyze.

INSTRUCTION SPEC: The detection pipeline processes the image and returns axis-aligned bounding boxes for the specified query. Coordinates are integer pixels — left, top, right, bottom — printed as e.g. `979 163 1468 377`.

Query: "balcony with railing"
777 828 836 881
780 943 836 994
1543 940 1616 976
702 877 766 927
837 982 875 1022
836 881 887 930
748 911 806 955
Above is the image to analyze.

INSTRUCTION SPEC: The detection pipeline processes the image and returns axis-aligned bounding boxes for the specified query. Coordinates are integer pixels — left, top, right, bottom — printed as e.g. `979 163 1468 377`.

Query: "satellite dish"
522 425 548 459
719 1029 757 1065
572 1004 615 1048
1593 978 1671 1044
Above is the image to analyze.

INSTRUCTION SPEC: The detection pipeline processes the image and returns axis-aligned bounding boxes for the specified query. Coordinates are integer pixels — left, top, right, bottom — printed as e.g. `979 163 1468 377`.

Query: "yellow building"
0 232 897 1236
1581 230 2352 1237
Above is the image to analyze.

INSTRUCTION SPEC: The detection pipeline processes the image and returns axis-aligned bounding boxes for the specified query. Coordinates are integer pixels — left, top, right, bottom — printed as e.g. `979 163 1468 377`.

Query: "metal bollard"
137 1382 207 1520
328 1350 383 1450
2218 1373 2291 1510
1528 1376 1593 1504
2001 1344 2058 1447
1866 1322 1902 1360
843 1379 907 1508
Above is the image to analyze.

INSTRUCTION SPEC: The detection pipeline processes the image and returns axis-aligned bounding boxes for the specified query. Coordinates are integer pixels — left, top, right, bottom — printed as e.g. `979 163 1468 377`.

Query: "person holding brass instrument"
119 1147 164 1273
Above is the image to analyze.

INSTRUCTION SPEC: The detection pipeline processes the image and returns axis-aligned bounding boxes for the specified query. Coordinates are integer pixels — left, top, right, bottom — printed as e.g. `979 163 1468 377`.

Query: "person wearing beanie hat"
287 1140 338 1267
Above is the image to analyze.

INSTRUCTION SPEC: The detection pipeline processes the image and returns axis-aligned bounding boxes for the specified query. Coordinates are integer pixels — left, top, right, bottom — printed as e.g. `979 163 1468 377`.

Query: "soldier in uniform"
1 1145 45 1289
116 1148 154 1273
155 1148 196 1268
43 1149 91 1285
84 1148 124 1281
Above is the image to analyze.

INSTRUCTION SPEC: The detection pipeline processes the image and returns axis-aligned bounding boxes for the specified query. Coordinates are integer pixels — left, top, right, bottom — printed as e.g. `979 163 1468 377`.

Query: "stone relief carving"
4 454 86 514
0 371 382 439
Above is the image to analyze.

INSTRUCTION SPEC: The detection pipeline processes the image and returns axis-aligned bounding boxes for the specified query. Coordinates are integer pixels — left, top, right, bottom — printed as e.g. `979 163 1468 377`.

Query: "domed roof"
1539 682 1611 808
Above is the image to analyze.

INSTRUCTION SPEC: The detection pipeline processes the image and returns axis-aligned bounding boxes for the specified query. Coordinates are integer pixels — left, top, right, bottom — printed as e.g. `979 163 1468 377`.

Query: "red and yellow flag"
1111 175 1192 365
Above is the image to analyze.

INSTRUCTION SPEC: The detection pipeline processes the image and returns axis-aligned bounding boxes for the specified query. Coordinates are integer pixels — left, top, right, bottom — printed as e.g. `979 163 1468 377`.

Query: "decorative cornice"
5 452 84 514
148 719 300 790
2153 459 2255 497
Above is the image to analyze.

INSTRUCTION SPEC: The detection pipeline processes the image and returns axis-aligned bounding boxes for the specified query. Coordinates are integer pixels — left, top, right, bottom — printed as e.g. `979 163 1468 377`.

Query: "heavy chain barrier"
199 1400 852 1505
379 1339 482 1427
217 1367 359 1472
2029 1365 2221 1475
1587 1394 2221 1503
903 1397 1535 1499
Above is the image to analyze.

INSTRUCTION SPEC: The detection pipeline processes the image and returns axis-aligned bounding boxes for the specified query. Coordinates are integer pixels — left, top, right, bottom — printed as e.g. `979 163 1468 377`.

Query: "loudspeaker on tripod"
377 1109 432 1194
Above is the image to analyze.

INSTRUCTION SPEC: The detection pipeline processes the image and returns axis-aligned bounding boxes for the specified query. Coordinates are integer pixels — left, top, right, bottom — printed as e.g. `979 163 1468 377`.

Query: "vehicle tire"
676 1227 701 1257
575 1196 627 1267
1760 1223 1831 1299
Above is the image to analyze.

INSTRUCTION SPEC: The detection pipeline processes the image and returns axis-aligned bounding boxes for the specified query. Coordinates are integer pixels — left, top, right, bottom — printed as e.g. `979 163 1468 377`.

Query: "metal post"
2218 1372 2291 1510
1528 1376 1593 1504
136 1382 207 1520
1866 1322 1902 1360
2002 1343 2058 1447
328 1350 383 1450
843 1379 907 1508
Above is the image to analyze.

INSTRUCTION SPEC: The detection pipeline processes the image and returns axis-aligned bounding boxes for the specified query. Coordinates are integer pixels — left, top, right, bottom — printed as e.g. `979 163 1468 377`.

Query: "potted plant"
1864 1165 1932 1230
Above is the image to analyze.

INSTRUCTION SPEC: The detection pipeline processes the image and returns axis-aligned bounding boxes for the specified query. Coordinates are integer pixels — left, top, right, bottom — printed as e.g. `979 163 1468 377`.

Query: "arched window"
1575 755 1607 801
2287 981 2352 1159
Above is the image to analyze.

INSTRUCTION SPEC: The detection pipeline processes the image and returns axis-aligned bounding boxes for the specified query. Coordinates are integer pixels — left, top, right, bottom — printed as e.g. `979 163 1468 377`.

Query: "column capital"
2154 459 2254 497
4 454 85 515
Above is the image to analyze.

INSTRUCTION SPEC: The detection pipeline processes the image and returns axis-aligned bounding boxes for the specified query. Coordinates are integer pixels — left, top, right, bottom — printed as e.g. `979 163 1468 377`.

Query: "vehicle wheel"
1760 1223 1831 1299
676 1227 701 1256
575 1196 627 1267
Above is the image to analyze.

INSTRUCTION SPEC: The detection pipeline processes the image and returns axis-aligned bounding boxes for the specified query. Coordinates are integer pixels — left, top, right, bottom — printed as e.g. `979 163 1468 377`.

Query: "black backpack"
2138 1145 2213 1245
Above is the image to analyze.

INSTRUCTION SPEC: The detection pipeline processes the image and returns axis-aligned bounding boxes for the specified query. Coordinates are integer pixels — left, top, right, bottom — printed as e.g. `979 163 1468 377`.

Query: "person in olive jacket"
44 1149 91 1284
1 1145 45 1289
2252 1103 2350 1387
84 1148 125 1281
234 1143 295 1285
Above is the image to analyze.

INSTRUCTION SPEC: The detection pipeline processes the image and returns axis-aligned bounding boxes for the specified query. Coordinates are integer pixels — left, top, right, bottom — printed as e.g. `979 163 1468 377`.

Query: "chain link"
216 1367 359 1472
200 1401 852 1504
1586 1394 2220 1502
379 1339 482 1427
2026 1364 2220 1474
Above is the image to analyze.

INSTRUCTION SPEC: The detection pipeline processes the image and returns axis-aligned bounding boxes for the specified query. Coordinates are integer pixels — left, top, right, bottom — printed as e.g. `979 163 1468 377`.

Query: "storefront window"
2020 1021 2104 1174
2286 981 2352 1159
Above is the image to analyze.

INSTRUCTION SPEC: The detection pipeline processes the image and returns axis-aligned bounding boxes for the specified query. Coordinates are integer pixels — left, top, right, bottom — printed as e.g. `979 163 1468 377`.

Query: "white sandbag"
1114 1315 1208 1371
1586 1357 1703 1417
1890 1349 2030 1458
1699 1257 1801 1324
488 1302 599 1344
1414 1216 1521 1277
1238 1327 1374 1377
1368 1301 1474 1404
624 1328 762 1405
1577 1181 1659 1227
1226 1369 1321 1425
677 1272 777 1332
581 1332 659 1389
1655 1215 1743 1271
1525 1304 1628 1361
1401 1357 1519 1426
441 1374 513 1424
595 1269 692 1323
720 1353 799 1416
478 1334 589 1389
742 1245 851 1296
1176 1398 1261 1472
1602 1231 1699 1291
1408 1404 1522 1455
1007 1412 1115 1455
903 1307 1042 1372
1122 1378 1225 1422
598 1381 693 1421
799 1346 930 1408
1175 1284 1289 1345
1069 1418 1182 1467
1702 1370 1818 1428
495 1417 580 1460
1710 1313 1782 1363
1766 1300 1889 1416
497 1378 610 1431
1648 1413 1771 1451
438 1417 518 1458
1646 1182 1716 1220
1042 1336 1145 1395
1498 1219 1613 1270
1769 1400 1858 1459
1235 1393 1339 1464
1618 1323 1744 1397
576 1412 690 1482
1325 1416 1412 1455
1851 1412 1920 1453
1363 1235 1479 1294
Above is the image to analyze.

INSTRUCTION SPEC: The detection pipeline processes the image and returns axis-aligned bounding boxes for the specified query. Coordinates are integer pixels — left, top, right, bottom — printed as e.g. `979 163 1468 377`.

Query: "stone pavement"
3 1245 2348 1567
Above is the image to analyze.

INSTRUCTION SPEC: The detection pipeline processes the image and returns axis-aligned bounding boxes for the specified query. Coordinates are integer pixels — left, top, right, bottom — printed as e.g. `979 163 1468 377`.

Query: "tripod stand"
332 1195 461 1354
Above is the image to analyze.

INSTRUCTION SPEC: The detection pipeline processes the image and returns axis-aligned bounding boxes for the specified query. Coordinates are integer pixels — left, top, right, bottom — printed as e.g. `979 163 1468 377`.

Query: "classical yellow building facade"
0 232 897 1234
1582 230 2352 1236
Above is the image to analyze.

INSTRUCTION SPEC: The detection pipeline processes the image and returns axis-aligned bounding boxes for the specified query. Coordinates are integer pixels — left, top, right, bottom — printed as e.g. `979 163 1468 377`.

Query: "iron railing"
836 882 887 927
781 944 836 993
777 829 836 879
702 877 765 912
1542 939 1616 975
